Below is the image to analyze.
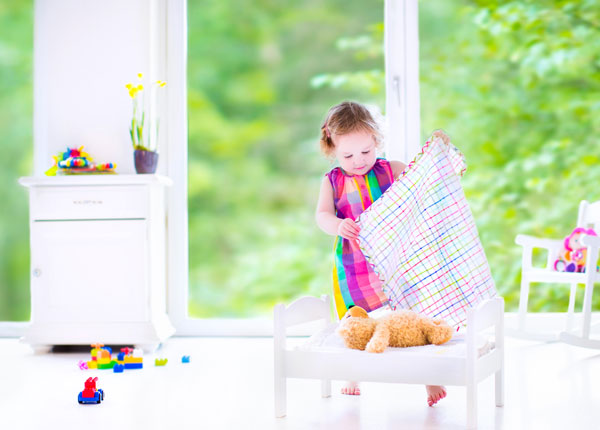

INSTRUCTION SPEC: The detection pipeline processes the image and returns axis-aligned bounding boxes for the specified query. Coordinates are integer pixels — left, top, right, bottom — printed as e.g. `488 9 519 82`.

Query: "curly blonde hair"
319 101 383 158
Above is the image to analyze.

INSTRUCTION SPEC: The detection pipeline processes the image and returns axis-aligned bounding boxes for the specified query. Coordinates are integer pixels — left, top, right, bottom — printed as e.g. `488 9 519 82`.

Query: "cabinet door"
31 220 148 323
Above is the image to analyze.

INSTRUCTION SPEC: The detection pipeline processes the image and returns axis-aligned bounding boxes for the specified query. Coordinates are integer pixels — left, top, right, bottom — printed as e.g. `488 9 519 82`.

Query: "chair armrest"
515 234 562 250
516 234 563 270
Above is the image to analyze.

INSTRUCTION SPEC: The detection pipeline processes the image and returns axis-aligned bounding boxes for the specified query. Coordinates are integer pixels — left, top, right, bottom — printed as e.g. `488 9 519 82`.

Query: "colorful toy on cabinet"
336 305 454 353
78 377 104 404
45 146 116 176
554 227 598 273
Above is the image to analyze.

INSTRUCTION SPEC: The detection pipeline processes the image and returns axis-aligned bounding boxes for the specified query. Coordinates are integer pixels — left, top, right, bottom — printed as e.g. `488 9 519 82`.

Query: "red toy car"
78 377 104 404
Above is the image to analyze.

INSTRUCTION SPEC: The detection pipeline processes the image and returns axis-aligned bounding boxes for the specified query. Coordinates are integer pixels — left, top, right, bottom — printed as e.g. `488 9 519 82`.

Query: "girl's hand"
431 129 451 145
338 218 360 240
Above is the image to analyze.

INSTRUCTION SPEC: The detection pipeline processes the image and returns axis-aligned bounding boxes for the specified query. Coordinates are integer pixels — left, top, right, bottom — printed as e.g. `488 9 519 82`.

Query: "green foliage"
418 0 600 311
187 0 383 317
0 0 32 321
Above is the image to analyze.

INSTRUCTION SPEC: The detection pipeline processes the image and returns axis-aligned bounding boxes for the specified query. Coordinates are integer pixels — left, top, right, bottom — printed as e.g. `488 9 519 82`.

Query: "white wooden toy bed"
274 295 504 429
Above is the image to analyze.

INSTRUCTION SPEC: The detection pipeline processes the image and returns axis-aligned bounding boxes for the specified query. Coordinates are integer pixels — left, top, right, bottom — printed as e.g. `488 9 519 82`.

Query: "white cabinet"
19 175 175 352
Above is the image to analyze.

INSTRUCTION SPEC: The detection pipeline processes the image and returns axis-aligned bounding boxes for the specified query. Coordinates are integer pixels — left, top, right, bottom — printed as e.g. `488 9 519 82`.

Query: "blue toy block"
113 364 124 373
117 352 125 361
182 356 190 363
124 362 143 369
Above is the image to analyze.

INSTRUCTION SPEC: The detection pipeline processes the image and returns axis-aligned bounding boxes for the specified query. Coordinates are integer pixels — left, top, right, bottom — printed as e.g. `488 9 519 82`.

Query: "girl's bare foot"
341 381 360 395
426 385 446 406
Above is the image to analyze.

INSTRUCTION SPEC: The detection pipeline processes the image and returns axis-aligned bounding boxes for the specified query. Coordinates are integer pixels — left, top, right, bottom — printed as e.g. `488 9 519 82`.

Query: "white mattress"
296 322 494 358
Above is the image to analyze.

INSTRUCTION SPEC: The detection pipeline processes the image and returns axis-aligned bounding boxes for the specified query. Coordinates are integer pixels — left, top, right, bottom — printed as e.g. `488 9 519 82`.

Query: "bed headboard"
274 295 331 328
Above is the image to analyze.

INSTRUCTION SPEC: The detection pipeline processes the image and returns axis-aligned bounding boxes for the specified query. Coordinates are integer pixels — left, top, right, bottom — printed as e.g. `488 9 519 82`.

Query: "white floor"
1 316 600 430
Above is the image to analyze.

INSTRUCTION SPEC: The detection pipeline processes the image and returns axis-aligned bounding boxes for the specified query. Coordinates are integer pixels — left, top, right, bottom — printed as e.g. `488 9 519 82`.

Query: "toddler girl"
315 100 449 406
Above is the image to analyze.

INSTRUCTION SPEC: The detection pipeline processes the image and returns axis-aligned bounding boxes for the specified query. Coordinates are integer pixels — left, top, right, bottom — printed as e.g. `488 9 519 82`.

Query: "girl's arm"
389 160 407 180
315 177 359 239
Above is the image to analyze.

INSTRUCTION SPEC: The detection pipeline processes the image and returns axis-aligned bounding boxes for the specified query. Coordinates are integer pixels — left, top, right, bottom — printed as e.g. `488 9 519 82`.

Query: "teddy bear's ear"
347 306 368 319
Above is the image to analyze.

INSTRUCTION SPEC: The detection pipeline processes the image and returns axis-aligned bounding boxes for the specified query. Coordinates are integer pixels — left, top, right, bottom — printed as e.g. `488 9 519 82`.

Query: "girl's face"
334 129 378 176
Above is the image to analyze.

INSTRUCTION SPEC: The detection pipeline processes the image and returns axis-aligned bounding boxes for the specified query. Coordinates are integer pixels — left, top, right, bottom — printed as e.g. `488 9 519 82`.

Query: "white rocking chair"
515 200 600 347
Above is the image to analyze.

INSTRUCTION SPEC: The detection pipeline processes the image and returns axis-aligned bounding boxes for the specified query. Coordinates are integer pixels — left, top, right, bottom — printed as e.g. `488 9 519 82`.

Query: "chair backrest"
577 200 600 232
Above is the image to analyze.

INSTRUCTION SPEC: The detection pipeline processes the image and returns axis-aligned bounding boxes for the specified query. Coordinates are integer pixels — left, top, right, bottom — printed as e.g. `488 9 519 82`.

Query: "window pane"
187 0 384 317
419 1 600 311
0 0 33 321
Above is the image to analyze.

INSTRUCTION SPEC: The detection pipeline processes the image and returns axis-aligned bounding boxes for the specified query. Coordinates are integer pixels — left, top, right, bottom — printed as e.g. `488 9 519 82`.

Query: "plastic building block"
124 362 143 369
97 360 117 370
78 377 104 405
87 361 98 369
125 363 143 369
155 358 168 366
181 356 190 363
78 360 88 370
120 347 134 355
113 364 124 373
121 354 143 369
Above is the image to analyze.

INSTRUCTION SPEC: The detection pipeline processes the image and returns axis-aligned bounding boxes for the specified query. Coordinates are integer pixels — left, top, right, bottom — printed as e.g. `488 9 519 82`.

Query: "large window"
0 0 33 322
187 0 384 318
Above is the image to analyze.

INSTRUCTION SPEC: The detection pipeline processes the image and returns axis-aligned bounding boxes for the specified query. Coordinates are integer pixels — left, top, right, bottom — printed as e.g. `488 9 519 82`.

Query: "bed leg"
274 375 287 418
496 299 505 408
466 383 477 429
495 369 504 407
321 379 331 398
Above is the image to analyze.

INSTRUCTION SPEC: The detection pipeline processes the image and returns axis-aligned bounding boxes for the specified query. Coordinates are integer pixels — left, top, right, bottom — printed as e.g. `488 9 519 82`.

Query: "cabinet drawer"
30 185 148 220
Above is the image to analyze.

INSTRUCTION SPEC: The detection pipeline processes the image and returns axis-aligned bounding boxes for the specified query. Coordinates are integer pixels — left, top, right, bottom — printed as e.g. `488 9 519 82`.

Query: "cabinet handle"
33 268 42 277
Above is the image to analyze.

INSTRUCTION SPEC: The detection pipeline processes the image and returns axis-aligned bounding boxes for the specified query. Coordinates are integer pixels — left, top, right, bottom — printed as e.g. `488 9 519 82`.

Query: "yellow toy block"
124 356 143 364
87 360 98 369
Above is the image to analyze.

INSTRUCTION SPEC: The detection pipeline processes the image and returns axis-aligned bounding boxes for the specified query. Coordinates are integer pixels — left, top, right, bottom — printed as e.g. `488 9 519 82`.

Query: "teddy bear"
554 227 597 273
336 305 454 353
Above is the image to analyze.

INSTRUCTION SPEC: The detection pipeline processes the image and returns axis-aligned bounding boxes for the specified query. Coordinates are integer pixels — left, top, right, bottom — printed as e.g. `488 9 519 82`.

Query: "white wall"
33 0 166 175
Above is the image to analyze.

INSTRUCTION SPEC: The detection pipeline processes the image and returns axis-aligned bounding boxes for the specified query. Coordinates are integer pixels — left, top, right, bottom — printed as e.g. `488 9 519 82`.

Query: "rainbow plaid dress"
326 158 395 319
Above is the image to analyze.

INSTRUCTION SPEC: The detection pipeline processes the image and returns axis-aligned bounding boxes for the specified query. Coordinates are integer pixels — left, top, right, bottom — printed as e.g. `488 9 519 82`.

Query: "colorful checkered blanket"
356 138 497 330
